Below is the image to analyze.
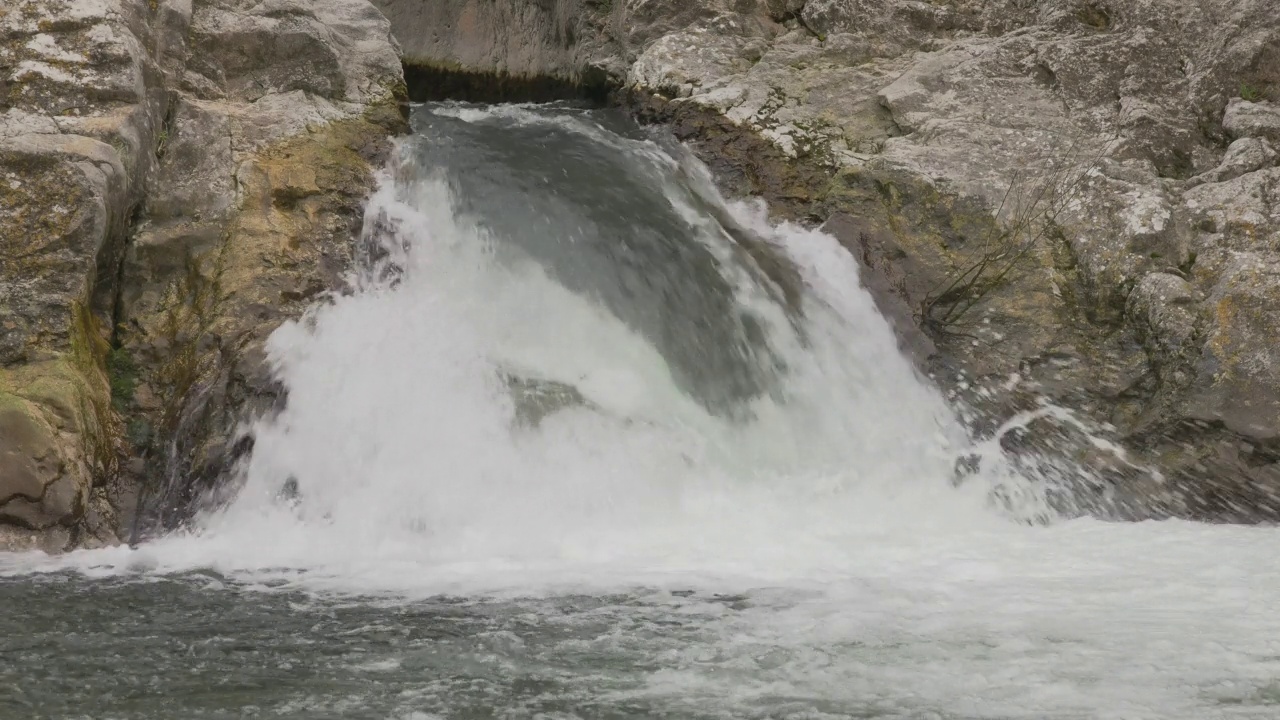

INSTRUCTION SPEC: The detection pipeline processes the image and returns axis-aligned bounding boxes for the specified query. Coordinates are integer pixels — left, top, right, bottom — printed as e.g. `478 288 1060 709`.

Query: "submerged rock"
503 374 595 428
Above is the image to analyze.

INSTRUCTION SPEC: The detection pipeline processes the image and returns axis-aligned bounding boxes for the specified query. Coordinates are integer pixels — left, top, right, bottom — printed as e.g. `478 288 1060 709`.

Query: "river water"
2 104 1279 719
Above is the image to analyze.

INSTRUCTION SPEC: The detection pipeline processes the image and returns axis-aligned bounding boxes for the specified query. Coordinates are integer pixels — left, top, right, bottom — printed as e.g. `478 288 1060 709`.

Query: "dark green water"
0 573 902 720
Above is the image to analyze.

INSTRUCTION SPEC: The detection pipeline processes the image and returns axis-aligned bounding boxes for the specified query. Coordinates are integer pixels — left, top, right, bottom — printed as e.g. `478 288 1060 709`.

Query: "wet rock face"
1 0 406 550
379 0 1280 521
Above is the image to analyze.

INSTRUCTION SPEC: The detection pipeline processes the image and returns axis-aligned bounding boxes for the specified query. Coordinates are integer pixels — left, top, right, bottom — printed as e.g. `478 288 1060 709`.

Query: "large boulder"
374 0 587 80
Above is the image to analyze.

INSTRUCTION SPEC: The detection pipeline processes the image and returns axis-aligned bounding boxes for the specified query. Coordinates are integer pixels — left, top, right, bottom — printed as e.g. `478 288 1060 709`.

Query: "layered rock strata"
1 0 406 550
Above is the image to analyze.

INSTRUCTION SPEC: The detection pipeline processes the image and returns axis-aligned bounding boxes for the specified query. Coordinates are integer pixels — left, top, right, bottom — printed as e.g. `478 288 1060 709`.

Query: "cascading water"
3 103 1280 720
221 105 979 544
162 101 1036 580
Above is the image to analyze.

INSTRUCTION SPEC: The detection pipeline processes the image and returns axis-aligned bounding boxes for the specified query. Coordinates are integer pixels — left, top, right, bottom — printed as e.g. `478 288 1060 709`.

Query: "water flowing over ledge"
164 101 1048 572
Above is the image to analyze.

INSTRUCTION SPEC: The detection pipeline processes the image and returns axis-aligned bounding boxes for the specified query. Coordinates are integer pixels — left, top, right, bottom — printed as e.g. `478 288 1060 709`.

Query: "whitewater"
2 103 1279 719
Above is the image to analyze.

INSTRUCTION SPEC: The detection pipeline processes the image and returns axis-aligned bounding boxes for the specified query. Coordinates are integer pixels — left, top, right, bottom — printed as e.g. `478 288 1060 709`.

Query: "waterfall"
100 102 1052 587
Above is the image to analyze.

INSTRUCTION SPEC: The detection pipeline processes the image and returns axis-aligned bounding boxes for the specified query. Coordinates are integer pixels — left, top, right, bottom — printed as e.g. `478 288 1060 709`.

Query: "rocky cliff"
374 0 1280 521
1 0 406 551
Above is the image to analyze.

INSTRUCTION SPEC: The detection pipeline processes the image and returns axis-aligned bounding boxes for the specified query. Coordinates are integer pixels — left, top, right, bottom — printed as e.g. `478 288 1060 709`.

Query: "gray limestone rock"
1 0 168 549
1224 99 1280 144
186 0 400 105
1 0 406 548
373 0 595 83
1188 137 1277 187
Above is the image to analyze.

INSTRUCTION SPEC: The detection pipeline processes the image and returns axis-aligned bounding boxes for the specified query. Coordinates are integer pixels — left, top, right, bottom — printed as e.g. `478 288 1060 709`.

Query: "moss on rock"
118 105 407 536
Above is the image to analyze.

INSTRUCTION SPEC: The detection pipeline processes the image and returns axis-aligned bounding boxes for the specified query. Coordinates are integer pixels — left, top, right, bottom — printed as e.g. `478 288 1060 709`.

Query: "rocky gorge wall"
0 0 407 551
375 0 1280 522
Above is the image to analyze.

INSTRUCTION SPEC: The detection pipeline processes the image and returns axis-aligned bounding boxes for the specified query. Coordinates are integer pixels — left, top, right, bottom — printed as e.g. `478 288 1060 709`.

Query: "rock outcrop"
375 0 616 101
375 0 1280 521
1 0 406 550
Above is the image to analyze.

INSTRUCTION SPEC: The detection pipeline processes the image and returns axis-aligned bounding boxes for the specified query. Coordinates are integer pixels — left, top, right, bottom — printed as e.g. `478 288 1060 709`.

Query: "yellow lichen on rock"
0 312 115 550
115 100 405 534
2 0 409 546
